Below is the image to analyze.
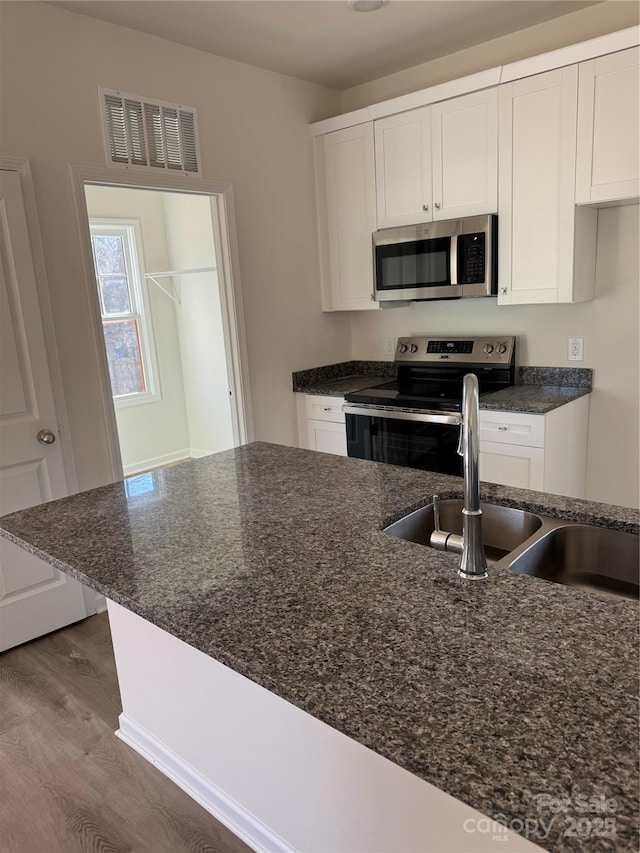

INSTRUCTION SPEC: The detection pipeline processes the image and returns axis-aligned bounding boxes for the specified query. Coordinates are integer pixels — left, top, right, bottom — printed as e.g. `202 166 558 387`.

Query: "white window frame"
89 218 161 408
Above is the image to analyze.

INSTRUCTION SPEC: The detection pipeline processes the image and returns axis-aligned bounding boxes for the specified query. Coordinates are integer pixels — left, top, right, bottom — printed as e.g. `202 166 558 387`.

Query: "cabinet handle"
500 287 508 295
435 202 441 209
498 426 508 431
323 407 332 411
422 204 429 211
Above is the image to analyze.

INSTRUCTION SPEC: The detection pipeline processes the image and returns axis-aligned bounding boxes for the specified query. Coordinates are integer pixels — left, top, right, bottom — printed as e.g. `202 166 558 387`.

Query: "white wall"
84 186 192 473
0 1 349 491
350 205 640 508
341 1 640 112
162 192 235 457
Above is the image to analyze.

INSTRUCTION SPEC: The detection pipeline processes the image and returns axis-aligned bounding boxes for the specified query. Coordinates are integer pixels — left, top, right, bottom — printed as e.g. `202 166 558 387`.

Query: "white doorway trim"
0 157 79 495
69 164 254 484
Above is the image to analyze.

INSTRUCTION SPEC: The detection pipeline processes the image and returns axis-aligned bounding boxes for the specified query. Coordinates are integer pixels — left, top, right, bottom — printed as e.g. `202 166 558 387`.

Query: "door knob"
37 429 56 445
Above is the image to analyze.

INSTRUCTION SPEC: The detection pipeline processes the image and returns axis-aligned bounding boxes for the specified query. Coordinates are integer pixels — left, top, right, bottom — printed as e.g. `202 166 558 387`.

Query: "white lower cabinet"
479 396 589 497
480 442 545 491
297 394 347 457
307 420 347 456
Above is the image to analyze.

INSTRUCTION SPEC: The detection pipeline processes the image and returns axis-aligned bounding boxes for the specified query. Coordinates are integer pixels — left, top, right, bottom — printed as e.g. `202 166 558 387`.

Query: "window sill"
113 391 161 410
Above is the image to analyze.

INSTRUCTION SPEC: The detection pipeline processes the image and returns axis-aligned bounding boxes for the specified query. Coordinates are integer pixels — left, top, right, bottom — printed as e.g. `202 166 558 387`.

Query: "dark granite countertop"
293 363 593 413
479 385 590 414
298 374 390 396
292 359 396 396
1 443 637 852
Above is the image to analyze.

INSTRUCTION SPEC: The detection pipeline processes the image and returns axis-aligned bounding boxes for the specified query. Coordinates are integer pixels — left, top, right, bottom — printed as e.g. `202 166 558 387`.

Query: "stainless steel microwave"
373 214 498 302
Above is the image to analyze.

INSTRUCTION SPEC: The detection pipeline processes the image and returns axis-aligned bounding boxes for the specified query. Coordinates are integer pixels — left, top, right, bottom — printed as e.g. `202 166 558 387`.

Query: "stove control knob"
409 344 418 353
483 344 494 354
399 343 409 354
496 343 507 355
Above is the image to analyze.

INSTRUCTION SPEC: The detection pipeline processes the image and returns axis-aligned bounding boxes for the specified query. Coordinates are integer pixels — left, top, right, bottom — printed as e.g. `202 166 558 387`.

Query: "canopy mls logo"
463 791 619 843
462 815 556 843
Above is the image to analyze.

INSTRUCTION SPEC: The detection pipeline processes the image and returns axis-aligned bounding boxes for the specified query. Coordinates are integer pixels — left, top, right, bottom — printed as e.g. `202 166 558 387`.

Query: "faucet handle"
430 494 463 554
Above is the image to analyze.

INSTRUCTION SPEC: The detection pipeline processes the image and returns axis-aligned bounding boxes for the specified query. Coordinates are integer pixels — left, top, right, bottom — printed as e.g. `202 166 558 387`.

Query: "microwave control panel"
458 232 486 284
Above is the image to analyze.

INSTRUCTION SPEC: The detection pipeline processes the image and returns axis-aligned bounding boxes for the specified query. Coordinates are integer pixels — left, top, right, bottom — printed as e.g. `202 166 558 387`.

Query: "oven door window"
346 414 463 476
375 237 451 292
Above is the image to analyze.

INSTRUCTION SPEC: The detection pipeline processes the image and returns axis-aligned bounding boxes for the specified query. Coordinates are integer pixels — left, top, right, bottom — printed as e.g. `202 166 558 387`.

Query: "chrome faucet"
429 373 488 579
457 373 488 579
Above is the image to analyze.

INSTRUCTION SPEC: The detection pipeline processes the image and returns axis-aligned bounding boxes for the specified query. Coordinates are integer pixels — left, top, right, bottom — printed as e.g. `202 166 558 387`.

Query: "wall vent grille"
99 88 201 176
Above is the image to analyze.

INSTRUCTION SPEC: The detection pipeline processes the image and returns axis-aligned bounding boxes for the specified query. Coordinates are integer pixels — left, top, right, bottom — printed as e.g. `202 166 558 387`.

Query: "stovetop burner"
344 380 465 412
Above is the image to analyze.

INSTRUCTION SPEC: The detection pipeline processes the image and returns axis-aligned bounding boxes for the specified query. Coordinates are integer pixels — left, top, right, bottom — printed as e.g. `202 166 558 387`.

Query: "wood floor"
0 612 253 853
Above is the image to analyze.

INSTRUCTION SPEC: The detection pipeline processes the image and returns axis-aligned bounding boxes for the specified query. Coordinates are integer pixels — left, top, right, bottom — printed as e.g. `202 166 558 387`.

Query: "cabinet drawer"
479 411 544 447
305 395 345 423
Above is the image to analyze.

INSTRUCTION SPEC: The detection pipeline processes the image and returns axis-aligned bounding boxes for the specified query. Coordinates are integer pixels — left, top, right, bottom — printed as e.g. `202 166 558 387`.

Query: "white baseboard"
190 448 214 459
116 713 293 853
122 449 191 477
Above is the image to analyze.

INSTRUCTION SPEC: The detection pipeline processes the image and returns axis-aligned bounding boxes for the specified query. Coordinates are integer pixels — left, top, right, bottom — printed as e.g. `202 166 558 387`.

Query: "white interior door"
0 168 87 651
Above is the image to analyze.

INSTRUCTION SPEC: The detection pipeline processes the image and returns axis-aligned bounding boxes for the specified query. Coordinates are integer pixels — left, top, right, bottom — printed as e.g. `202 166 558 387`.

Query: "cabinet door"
374 107 432 229
431 88 497 221
307 419 347 457
498 66 596 305
576 47 640 204
322 124 378 310
479 442 544 491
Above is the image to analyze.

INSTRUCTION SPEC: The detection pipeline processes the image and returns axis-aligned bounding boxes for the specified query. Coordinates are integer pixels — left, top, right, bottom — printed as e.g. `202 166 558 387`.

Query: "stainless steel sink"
384 499 639 601
505 524 639 600
384 500 543 563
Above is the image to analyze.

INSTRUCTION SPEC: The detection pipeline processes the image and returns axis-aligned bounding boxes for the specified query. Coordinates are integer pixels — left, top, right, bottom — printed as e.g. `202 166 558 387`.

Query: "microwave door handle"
449 234 458 286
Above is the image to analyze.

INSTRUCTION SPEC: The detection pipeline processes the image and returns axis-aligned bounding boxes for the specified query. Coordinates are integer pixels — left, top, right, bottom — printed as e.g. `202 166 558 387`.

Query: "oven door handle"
342 405 462 426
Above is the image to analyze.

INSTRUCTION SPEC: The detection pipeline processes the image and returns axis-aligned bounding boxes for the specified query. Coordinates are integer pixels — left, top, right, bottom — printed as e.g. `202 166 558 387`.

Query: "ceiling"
49 0 603 89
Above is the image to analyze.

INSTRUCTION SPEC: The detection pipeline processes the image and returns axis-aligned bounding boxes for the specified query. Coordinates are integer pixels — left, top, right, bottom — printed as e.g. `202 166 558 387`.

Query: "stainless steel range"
344 336 515 475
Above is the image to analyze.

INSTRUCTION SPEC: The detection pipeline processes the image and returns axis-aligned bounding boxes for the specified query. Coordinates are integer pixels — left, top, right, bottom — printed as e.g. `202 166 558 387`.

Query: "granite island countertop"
1 443 637 852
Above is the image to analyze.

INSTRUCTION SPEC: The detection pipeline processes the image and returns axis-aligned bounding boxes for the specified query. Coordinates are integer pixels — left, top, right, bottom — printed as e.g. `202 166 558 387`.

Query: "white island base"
107 601 542 853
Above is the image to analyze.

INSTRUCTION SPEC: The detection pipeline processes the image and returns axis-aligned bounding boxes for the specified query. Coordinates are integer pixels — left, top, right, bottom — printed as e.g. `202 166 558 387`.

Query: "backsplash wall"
349 205 639 509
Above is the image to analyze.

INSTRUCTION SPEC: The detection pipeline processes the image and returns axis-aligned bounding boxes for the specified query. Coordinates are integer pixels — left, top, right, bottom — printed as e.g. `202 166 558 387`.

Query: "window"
89 221 159 406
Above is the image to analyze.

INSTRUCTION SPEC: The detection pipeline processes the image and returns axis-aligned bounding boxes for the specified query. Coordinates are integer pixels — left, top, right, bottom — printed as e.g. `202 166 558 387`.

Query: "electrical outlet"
384 337 396 357
568 337 584 361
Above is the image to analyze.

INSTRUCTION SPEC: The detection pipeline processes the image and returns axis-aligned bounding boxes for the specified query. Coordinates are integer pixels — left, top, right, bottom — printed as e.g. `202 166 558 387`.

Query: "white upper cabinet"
314 39 638 312
498 66 597 305
374 89 497 229
374 107 432 228
576 47 640 205
431 88 498 221
316 123 378 311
